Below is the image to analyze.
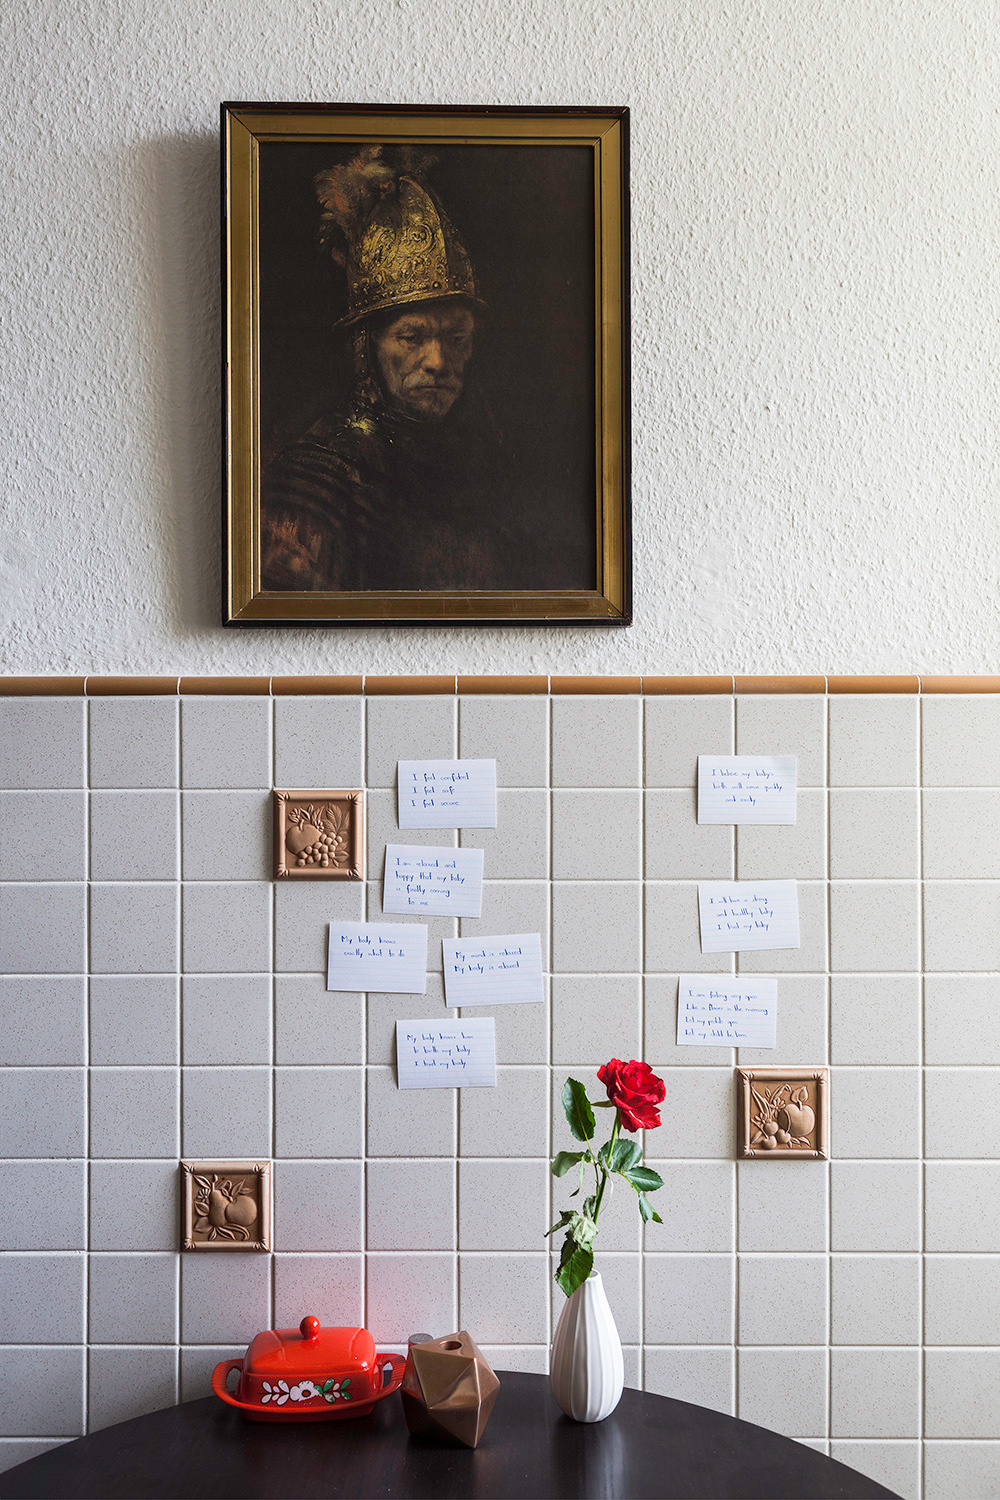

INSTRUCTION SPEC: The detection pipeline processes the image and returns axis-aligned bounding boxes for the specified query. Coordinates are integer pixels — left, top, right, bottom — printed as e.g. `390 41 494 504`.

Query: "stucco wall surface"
2 0 998 675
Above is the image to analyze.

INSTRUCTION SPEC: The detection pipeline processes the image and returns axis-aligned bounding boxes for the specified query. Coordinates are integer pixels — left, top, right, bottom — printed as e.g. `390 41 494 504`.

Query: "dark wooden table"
3 1372 899 1500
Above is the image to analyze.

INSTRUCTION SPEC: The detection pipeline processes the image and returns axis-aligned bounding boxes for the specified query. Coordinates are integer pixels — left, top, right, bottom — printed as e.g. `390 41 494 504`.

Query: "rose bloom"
597 1058 666 1133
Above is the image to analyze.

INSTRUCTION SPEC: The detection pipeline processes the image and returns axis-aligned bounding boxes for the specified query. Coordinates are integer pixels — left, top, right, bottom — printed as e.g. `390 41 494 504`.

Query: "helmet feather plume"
315 146 437 266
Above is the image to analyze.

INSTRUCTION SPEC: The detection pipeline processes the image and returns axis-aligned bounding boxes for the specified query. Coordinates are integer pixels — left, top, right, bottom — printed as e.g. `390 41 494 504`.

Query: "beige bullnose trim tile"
0 676 86 695
457 675 549 693
921 674 1000 693
271 675 363 695
86 676 179 695
178 676 271 695
734 675 827 693
550 675 643 693
365 674 457 695
643 675 733 694
827 675 919 693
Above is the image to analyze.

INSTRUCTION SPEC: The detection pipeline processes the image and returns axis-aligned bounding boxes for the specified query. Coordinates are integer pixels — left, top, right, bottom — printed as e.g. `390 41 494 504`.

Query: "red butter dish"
212 1316 405 1422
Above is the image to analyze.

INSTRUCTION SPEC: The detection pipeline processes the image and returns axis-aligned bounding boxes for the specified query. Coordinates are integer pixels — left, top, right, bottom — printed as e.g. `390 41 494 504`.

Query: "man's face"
372 304 476 420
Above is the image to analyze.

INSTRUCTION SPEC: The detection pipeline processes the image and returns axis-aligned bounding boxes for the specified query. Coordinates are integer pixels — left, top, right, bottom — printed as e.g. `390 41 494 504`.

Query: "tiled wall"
4 684 1000 1499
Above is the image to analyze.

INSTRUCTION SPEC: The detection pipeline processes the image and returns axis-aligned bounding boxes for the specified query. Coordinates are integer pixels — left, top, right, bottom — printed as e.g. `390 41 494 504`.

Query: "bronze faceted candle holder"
401 1332 500 1448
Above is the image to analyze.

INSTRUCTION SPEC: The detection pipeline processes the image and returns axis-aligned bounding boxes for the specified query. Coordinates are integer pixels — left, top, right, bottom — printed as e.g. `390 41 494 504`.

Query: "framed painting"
222 102 630 625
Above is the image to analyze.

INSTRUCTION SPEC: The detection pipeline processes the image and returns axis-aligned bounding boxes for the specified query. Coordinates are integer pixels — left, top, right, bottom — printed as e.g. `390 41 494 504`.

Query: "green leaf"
565 1210 597 1248
551 1150 585 1178
591 1098 616 1107
545 1209 575 1238
637 1192 663 1224
341 1378 350 1389
562 1078 595 1143
322 1379 334 1392
624 1165 665 1193
555 1240 594 1298
600 1137 641 1173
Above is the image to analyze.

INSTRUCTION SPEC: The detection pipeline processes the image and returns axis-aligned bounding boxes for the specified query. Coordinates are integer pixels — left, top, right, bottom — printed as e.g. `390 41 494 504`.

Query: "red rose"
597 1058 666 1133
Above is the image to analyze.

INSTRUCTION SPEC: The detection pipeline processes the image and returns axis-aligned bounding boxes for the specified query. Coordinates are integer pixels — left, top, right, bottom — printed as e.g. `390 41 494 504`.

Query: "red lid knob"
300 1315 321 1341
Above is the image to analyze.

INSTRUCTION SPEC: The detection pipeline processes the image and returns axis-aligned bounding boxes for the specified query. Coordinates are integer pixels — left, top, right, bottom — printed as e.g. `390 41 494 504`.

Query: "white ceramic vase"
549 1271 625 1422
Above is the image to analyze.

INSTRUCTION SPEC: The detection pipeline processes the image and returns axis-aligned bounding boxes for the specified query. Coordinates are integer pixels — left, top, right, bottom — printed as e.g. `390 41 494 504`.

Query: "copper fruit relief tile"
736 1068 829 1160
273 789 364 880
181 1161 271 1251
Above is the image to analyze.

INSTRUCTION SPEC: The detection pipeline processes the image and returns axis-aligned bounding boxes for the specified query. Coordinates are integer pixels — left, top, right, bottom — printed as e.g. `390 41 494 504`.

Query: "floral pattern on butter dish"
260 1376 351 1406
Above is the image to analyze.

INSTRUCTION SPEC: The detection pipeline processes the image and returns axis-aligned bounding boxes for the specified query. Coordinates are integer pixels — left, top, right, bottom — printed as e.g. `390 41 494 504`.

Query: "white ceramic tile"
642 1162 735 1252
0 1256 85 1342
460 992 550 1066
924 789 1000 879
182 883 271 974
273 1253 364 1330
459 1160 548 1250
275 1067 363 1157
461 788 548 878
90 1067 179 1158
90 697 178 788
460 880 549 961
477 1346 550 1376
276 973 363 1065
0 792 86 880
90 791 179 881
367 1160 455 1251
644 1255 734 1344
831 1163 921 1251
88 1346 178 1433
922 696 1000 786
829 789 919 879
924 1441 1000 1500
365 788 457 871
274 879 365 973
927 1068 1000 1157
551 697 641 788
182 1066 271 1158
0 1441 71 1475
831 1256 921 1345
0 976 86 1064
459 696 549 787
735 788 825 882
91 884 179 974
925 976 1000 1063
926 1352 1000 1438
832 1348 919 1438
926 1162 1000 1251
925 1256 1000 1345
557 1255 640 1344
367 972 451 1068
738 974 828 1067
89 1254 177 1344
273 1162 363 1253
366 697 457 788
553 790 640 880
644 1347 735 1416
0 1347 84 1436
738 1255 827 1344
924 882 1000 971
180 697 271 789
736 695 826 786
830 1442 919 1500
459 1067 548 1156
737 1161 828 1252
740 1347 827 1437
0 1068 85 1157
549 1074 640 1252
647 789 734 880
736 881 828 975
274 697 364 788
551 975 641 1064
181 791 270 880
179 1346 244 1402
182 974 270 1065
0 699 84 790
829 882 920 972
552 881 639 972
367 879 456 962
365 1252 457 1344
644 695 734 787
830 975 921 1065
656 1068 733 1158
645 884 734 974
644 974 734 1068
829 695 919 787
458 1253 549 1344
89 1161 178 1251
90 975 179 1065
0 883 86 973
367 1065 456 1156
832 1066 920 1157
180 1254 271 1343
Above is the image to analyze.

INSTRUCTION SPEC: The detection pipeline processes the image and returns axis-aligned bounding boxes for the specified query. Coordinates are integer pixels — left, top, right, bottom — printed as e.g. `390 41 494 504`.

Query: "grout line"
918 691 926 1500
83 696 91 1433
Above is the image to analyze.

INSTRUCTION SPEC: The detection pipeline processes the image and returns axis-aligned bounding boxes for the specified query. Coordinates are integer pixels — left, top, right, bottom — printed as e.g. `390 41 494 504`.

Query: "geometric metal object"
273 789 364 880
736 1068 829 1160
400 1331 500 1447
180 1160 271 1250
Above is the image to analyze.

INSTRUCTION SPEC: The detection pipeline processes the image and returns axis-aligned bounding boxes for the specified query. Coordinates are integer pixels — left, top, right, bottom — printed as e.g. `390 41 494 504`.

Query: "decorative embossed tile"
273 790 364 879
736 1068 829 1160
180 1161 271 1251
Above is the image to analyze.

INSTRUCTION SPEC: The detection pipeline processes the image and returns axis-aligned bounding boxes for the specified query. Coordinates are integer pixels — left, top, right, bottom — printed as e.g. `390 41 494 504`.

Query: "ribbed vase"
549 1272 624 1422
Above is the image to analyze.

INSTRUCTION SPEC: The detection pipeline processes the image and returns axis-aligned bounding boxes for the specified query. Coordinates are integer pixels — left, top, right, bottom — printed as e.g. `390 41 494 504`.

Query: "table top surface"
4 1372 899 1500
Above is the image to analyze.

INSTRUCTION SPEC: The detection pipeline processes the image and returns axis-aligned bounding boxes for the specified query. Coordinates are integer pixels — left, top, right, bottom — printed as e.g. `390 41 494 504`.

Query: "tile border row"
2 674 1000 697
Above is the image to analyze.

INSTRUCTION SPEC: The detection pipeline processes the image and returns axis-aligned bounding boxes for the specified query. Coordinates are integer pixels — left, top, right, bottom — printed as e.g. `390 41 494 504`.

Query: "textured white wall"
2 0 999 675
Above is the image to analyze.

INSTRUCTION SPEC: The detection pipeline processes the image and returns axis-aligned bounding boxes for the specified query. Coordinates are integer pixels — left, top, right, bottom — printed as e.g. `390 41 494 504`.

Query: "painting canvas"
223 104 630 625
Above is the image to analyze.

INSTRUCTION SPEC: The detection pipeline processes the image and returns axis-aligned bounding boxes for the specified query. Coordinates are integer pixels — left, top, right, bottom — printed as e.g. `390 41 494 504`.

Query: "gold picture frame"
222 103 630 625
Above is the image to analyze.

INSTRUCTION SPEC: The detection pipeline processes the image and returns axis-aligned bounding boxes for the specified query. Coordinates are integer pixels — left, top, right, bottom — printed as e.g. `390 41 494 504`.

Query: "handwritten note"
442 933 545 1007
398 759 497 829
677 975 778 1047
698 881 800 952
383 845 484 917
327 922 427 994
396 1018 496 1089
698 756 797 824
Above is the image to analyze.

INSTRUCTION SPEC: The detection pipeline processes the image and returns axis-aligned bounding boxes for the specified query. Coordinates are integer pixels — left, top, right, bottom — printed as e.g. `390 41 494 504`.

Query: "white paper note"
396 1017 496 1088
397 759 497 829
442 933 545 1007
698 880 800 952
383 845 484 917
327 922 427 994
677 975 778 1048
698 756 797 824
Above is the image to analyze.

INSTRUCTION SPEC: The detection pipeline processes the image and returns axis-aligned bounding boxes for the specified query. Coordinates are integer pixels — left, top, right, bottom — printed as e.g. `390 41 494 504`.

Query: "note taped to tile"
327 922 427 993
383 845 484 918
698 881 800 952
398 759 497 829
396 1018 496 1088
698 756 797 824
442 934 544 1007
677 975 778 1048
